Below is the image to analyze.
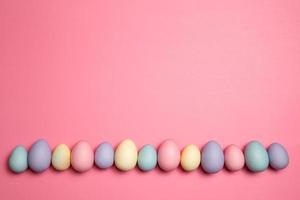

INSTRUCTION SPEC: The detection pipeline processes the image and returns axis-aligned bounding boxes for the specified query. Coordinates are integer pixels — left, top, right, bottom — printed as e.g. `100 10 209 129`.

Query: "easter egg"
201 141 224 174
71 141 94 172
95 142 114 169
224 144 244 171
244 141 269 172
158 139 180 171
138 144 157 171
114 139 138 171
180 144 201 171
8 145 28 173
267 143 289 170
51 144 71 171
28 139 51 173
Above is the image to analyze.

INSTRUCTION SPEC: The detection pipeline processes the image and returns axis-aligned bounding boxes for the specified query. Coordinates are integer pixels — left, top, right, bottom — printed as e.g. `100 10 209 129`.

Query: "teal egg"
244 141 269 172
138 144 157 171
8 145 28 173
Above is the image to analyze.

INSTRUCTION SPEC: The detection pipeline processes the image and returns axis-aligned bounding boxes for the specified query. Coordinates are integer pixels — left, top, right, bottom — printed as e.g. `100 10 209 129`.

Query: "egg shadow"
176 162 211 177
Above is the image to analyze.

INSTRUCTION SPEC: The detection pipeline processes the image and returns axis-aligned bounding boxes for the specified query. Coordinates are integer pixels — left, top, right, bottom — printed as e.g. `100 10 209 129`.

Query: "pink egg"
158 139 180 171
224 144 245 171
71 141 94 172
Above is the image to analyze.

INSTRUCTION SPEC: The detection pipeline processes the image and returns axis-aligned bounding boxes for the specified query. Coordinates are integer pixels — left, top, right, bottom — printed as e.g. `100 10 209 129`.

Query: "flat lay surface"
0 0 300 199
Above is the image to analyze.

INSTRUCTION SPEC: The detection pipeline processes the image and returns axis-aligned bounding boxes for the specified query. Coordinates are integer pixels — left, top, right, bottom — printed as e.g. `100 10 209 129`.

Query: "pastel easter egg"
201 141 224 174
71 141 94 172
114 139 138 171
138 144 157 171
52 144 71 171
224 144 245 171
267 143 289 170
28 139 51 173
158 139 180 171
244 141 269 172
95 142 114 169
180 144 201 171
8 145 28 173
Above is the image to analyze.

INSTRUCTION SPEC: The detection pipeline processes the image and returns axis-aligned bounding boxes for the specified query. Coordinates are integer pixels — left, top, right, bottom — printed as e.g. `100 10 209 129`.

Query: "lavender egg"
267 143 289 170
95 142 114 169
201 141 224 174
28 139 51 173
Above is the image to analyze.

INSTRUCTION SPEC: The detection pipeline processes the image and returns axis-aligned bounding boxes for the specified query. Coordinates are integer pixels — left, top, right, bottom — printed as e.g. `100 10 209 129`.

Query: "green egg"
8 145 28 173
244 141 269 172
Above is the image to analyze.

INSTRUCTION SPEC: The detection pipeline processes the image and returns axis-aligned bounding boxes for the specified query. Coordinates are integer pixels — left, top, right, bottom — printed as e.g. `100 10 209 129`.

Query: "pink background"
1 0 300 199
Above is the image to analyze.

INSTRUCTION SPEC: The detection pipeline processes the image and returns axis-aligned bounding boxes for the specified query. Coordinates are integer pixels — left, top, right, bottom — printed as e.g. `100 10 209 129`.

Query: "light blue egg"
95 142 114 169
267 143 289 170
28 139 51 173
201 141 224 174
244 141 269 172
8 145 28 173
138 144 157 171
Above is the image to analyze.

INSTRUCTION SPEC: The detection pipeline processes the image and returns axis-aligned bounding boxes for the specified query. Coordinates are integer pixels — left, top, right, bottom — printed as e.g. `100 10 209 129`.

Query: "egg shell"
224 144 245 171
201 141 224 174
114 139 138 171
158 139 180 171
180 144 201 171
267 143 289 170
71 141 94 172
8 145 28 173
95 142 114 169
52 144 71 171
244 141 269 172
28 139 51 173
138 144 157 171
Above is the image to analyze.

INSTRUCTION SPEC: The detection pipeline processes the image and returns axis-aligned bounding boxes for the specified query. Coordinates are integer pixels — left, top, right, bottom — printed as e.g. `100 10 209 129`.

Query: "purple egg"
201 141 224 174
28 139 51 173
95 142 114 169
267 143 289 170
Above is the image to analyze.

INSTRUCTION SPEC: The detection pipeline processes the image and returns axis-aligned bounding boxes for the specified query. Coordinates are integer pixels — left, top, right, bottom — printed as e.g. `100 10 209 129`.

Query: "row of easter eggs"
8 139 289 174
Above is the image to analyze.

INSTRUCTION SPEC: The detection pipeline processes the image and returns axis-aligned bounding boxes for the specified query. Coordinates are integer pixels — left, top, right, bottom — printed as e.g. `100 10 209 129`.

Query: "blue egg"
8 145 28 173
95 142 114 169
267 143 289 170
28 139 51 173
201 141 224 174
138 144 157 171
244 141 269 172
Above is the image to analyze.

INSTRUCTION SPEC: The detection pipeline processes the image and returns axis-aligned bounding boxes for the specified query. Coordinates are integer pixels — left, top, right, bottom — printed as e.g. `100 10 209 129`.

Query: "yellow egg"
180 144 201 171
52 144 71 171
114 139 137 171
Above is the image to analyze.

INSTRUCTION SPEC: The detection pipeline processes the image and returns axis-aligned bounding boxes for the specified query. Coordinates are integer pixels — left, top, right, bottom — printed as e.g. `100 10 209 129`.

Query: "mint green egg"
9 145 28 173
138 144 157 171
244 141 269 172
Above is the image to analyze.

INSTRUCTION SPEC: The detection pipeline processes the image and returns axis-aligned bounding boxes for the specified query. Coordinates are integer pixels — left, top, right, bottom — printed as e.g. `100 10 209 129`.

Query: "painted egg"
95 142 114 169
8 145 28 173
201 141 224 173
138 144 157 171
244 141 269 172
114 139 138 171
71 141 94 172
267 143 289 170
28 139 51 173
158 139 180 171
180 144 201 171
224 144 244 171
51 144 71 171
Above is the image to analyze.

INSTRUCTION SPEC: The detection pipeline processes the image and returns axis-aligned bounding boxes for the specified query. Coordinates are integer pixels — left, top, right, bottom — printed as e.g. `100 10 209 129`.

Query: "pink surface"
1 0 300 199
